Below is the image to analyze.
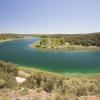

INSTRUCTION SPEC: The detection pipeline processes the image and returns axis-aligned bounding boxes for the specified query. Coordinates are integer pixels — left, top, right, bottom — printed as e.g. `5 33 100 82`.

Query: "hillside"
0 61 100 100
51 32 100 47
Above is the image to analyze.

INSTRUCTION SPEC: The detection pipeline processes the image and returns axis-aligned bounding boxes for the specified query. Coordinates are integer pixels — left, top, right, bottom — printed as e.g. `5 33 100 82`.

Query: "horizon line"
0 32 100 35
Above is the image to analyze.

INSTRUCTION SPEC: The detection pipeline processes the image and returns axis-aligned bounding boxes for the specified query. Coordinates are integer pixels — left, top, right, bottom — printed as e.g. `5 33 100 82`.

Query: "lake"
0 38 100 74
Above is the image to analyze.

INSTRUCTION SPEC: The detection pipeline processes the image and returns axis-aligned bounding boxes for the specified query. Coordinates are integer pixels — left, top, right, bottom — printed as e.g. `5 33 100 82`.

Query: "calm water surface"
0 38 100 74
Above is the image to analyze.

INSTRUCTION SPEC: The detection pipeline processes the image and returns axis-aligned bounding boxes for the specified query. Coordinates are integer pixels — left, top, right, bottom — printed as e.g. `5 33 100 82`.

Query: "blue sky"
0 0 100 34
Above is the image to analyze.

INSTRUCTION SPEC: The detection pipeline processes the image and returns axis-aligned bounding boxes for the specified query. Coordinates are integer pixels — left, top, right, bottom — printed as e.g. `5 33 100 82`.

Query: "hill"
0 61 100 100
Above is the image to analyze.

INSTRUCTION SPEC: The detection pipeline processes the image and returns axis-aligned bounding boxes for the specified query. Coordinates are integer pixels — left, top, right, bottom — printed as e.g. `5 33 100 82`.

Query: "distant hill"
1 32 100 46
0 33 23 40
51 32 100 46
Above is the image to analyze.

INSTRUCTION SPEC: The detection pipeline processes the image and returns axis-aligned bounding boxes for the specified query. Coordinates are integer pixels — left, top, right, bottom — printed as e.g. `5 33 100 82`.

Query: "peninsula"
32 32 100 51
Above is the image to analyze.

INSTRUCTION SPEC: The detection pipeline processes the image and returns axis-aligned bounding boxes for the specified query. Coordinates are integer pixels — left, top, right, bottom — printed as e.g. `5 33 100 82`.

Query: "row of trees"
37 37 65 48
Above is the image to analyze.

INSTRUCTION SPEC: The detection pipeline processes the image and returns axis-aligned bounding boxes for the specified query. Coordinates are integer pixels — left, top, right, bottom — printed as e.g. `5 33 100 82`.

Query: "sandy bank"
0 39 15 43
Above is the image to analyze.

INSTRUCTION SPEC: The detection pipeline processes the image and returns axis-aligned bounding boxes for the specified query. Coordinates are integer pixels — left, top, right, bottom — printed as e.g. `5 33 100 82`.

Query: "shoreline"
1 38 100 52
0 37 34 43
0 39 16 43
19 65 100 77
31 43 100 52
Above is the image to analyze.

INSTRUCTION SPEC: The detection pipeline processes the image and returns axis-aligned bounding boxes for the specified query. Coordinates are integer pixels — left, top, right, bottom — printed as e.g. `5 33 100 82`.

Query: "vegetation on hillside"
23 72 100 96
0 61 18 88
0 34 23 40
0 61 100 100
52 32 100 47
32 34 49 38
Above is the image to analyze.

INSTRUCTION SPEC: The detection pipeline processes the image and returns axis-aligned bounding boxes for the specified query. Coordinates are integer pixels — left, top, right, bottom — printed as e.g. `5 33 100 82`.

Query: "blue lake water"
0 38 100 74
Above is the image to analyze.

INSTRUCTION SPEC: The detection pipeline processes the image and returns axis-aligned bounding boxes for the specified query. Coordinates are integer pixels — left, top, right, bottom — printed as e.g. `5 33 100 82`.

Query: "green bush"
23 72 100 96
0 79 6 88
0 61 18 88
0 61 18 76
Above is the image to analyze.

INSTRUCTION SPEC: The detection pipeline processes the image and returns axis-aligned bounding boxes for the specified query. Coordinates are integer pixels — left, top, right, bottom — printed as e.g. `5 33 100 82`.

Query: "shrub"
0 61 18 88
0 79 6 88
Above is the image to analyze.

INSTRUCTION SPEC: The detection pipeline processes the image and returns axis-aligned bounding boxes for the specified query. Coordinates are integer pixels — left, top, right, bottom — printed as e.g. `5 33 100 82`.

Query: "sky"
0 0 100 34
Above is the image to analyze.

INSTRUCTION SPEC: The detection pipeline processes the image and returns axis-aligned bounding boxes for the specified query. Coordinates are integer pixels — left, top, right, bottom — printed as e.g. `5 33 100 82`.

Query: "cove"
0 38 100 74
